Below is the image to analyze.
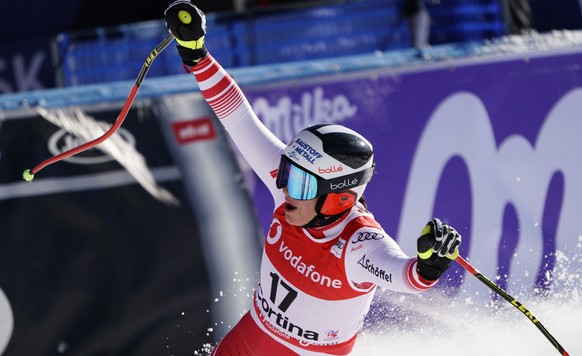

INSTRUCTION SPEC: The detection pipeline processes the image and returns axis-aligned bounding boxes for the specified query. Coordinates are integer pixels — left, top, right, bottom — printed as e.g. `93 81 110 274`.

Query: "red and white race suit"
190 55 437 355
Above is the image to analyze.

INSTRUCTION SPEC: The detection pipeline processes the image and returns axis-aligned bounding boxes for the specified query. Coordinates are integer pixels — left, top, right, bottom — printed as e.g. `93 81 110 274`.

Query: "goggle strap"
275 155 375 199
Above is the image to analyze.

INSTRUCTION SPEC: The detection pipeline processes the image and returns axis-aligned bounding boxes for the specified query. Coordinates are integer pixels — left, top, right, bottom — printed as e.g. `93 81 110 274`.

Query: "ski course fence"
51 0 506 87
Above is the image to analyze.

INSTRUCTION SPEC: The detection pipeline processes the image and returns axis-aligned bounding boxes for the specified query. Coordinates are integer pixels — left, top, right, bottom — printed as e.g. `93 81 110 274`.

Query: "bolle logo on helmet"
318 165 343 174
330 178 358 191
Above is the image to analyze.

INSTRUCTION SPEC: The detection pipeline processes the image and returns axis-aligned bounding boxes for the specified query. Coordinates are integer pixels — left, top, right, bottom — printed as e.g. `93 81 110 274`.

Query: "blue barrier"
242 3 407 65
4 30 582 114
51 0 507 87
428 3 505 43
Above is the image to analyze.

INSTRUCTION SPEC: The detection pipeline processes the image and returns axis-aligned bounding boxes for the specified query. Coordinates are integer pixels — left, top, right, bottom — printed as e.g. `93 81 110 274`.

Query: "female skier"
164 2 462 354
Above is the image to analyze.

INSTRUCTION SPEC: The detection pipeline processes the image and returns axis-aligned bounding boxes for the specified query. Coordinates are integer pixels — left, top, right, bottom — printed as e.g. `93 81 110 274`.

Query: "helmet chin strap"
302 194 350 228
303 211 344 229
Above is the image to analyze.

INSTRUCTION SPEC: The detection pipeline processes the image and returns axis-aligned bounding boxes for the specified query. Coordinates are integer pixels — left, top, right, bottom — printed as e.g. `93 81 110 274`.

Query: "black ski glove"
416 218 462 280
164 0 208 66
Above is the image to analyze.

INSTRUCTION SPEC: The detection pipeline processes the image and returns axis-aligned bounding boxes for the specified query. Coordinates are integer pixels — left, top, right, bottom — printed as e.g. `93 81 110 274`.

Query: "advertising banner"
242 49 582 297
0 104 216 355
0 37 56 94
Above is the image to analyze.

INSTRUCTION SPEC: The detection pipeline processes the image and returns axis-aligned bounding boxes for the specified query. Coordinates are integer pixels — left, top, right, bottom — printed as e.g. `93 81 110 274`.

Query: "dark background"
0 0 581 93
0 106 216 355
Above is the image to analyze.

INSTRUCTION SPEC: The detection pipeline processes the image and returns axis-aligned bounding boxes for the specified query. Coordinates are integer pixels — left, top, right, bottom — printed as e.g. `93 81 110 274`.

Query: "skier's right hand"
164 0 208 66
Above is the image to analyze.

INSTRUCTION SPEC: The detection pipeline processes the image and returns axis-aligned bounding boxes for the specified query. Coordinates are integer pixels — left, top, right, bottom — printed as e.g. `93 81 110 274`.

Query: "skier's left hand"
164 0 208 66
416 218 461 280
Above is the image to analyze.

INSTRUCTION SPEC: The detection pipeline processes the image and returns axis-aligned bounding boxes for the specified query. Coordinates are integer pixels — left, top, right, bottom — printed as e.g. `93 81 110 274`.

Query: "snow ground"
352 288 581 356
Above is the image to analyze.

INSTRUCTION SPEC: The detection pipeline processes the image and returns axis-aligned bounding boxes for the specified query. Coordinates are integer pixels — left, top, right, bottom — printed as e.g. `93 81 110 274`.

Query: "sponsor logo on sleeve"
357 255 392 283
351 231 384 244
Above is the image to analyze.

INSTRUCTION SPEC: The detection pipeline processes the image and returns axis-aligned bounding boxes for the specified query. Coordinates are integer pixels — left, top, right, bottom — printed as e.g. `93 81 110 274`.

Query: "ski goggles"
275 155 375 200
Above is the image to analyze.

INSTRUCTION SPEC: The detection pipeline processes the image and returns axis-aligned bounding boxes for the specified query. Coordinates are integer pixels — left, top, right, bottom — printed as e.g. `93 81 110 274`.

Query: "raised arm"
164 0 285 196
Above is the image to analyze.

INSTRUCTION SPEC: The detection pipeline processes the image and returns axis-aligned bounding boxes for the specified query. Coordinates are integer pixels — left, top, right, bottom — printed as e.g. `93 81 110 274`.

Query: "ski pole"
22 34 176 183
456 255 569 356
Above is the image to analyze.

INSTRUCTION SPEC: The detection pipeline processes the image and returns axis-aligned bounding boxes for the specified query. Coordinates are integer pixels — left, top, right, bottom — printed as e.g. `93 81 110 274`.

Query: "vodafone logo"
318 165 343 175
267 219 282 245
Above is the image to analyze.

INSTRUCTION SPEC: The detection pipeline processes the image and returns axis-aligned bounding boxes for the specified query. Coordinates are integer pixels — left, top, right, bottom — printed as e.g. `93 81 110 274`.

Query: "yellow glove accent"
418 249 433 260
421 225 431 236
176 37 205 50
447 248 459 260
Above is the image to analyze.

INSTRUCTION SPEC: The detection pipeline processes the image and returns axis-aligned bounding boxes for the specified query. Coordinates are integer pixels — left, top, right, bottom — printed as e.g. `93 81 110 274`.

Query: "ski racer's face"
282 187 318 226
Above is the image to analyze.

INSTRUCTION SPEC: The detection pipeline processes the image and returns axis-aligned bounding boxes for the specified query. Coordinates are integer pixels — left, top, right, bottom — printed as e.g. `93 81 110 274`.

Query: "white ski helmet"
276 123 375 216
